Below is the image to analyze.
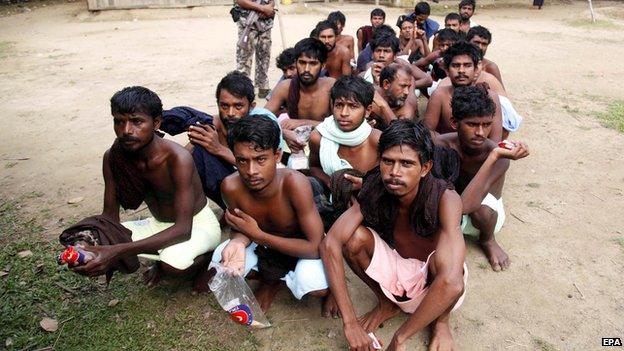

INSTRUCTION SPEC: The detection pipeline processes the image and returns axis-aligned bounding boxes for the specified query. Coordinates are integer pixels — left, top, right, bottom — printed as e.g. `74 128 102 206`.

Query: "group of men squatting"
67 3 530 350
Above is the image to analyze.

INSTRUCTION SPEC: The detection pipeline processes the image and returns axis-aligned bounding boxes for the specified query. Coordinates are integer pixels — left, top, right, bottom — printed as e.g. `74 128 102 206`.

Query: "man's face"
281 63 297 80
382 69 411 109
318 28 337 51
218 89 253 129
296 54 322 86
454 115 493 150
400 21 414 39
335 21 344 35
448 54 479 87
437 39 456 53
232 142 280 192
460 5 474 20
371 15 385 28
379 144 431 198
445 19 460 32
469 35 490 56
113 112 159 152
415 14 428 26
332 96 369 132
372 46 395 64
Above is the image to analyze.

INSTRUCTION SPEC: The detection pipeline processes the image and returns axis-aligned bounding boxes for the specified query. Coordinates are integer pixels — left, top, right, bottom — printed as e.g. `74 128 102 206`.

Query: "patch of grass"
5 161 17 168
533 337 558 351
596 101 624 133
0 41 11 59
0 197 258 350
567 19 621 30
613 237 624 252
477 262 489 270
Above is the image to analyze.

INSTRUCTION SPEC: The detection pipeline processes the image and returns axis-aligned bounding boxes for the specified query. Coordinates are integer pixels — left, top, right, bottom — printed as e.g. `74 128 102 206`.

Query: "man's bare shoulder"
369 128 382 143
280 168 311 191
431 85 453 100
435 132 458 148
162 138 193 164
319 77 336 88
221 172 243 195
337 45 351 59
438 188 462 229
309 129 322 147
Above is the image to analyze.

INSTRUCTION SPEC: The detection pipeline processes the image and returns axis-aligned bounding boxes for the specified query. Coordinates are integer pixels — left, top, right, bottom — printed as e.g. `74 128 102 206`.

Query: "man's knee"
344 226 373 258
470 205 497 230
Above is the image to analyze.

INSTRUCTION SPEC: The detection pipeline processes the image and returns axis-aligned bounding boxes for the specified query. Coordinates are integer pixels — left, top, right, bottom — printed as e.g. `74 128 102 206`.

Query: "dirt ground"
1 0 624 350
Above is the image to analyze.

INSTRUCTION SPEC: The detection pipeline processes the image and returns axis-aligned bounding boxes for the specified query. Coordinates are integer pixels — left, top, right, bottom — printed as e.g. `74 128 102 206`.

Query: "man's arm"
423 89 443 132
236 0 274 18
101 150 120 222
340 48 352 77
489 92 503 142
390 190 465 347
486 61 504 90
371 89 397 125
356 28 364 53
320 204 375 350
224 173 323 258
308 131 331 188
461 142 529 214
264 80 290 116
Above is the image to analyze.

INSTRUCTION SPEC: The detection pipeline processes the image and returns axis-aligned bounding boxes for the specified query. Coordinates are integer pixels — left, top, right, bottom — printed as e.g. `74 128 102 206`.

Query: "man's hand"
283 129 306 153
280 118 305 130
71 245 120 277
344 173 363 191
259 3 275 19
225 208 263 241
372 62 384 85
415 28 426 40
372 90 390 110
385 335 406 351
220 239 247 275
344 322 375 351
188 124 225 156
494 140 529 160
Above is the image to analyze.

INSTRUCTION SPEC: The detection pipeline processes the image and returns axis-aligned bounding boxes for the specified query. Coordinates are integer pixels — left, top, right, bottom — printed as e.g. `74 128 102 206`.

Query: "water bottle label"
228 304 253 326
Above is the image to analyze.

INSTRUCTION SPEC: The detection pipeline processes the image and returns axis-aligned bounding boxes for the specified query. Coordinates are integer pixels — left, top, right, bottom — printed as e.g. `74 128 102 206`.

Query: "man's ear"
365 104 373 118
450 118 458 131
381 79 389 90
154 115 162 131
275 148 283 163
474 60 483 79
421 159 433 178
251 101 257 109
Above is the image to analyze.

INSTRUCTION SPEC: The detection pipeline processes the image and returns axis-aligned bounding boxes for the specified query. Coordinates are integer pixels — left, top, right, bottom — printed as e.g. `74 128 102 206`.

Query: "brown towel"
330 168 365 214
108 140 146 210
287 76 301 120
59 215 140 276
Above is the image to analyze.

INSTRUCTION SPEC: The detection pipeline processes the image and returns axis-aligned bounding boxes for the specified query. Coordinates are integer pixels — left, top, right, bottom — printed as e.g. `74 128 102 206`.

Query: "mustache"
383 178 406 186
118 136 140 143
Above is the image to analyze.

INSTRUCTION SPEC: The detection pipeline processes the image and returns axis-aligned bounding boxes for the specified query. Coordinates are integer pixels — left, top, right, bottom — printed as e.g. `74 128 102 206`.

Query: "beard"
388 95 407 109
299 72 320 86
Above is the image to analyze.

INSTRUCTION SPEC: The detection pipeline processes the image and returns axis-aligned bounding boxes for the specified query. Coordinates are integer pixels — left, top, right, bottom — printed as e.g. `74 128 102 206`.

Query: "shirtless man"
328 11 356 60
396 16 428 58
211 114 329 312
313 20 352 79
357 8 386 53
467 26 504 88
458 0 477 33
444 13 461 32
73 86 221 291
435 85 530 271
423 41 503 142
309 75 381 191
321 119 467 351
265 38 336 152
413 28 460 80
375 64 420 121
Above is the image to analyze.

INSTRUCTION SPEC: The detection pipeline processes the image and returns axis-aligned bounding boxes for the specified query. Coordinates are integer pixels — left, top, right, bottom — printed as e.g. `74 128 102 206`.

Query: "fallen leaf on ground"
67 197 84 204
107 299 119 307
5 337 13 347
39 317 58 332
17 250 33 258
0 271 8 278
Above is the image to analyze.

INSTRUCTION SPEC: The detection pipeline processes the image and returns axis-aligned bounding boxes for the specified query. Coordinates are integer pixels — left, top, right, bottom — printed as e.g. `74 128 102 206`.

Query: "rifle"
237 0 261 49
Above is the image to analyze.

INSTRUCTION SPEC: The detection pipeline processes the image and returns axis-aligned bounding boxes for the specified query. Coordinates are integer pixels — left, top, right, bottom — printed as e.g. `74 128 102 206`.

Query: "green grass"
613 237 624 252
596 101 624 133
0 41 11 59
567 19 622 30
0 197 259 350
533 337 558 351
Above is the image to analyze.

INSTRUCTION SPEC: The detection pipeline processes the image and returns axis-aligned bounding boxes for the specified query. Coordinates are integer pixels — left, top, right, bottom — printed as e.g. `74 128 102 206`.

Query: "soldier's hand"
260 4 275 19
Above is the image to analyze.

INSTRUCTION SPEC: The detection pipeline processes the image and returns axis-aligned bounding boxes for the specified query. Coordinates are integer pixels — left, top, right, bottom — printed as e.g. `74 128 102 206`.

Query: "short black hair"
371 34 400 54
227 114 281 152
314 20 338 36
327 11 346 26
466 25 492 43
216 71 255 104
459 0 476 9
380 64 410 87
294 37 328 64
436 28 461 43
371 8 385 18
276 48 297 70
378 119 434 165
451 85 495 121
330 75 374 107
443 41 482 69
110 86 162 119
396 14 414 29
414 1 431 15
372 24 396 40
444 12 461 22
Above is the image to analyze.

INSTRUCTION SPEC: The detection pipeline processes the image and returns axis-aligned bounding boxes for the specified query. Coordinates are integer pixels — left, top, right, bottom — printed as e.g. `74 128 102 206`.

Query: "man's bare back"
336 34 355 60
325 45 352 79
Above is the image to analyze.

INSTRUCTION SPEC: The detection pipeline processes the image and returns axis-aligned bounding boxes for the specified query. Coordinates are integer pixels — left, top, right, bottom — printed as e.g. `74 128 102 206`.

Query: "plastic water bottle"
287 125 313 170
57 245 95 266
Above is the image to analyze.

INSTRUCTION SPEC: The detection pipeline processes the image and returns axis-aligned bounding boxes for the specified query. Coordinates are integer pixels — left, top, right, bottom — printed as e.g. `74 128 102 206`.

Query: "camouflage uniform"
235 1 273 90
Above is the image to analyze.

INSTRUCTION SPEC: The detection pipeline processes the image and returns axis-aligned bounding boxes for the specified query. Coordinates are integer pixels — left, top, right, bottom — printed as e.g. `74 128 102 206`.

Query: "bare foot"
142 264 162 288
322 292 341 318
429 319 456 351
254 281 282 312
358 300 400 332
480 239 511 271
192 267 215 294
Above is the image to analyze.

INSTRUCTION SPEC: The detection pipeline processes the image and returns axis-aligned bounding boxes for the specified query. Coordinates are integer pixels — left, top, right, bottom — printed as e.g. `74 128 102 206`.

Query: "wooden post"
588 0 596 23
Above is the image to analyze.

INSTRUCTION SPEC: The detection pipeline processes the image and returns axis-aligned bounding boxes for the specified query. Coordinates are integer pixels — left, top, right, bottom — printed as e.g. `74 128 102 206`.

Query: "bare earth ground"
1 1 624 350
